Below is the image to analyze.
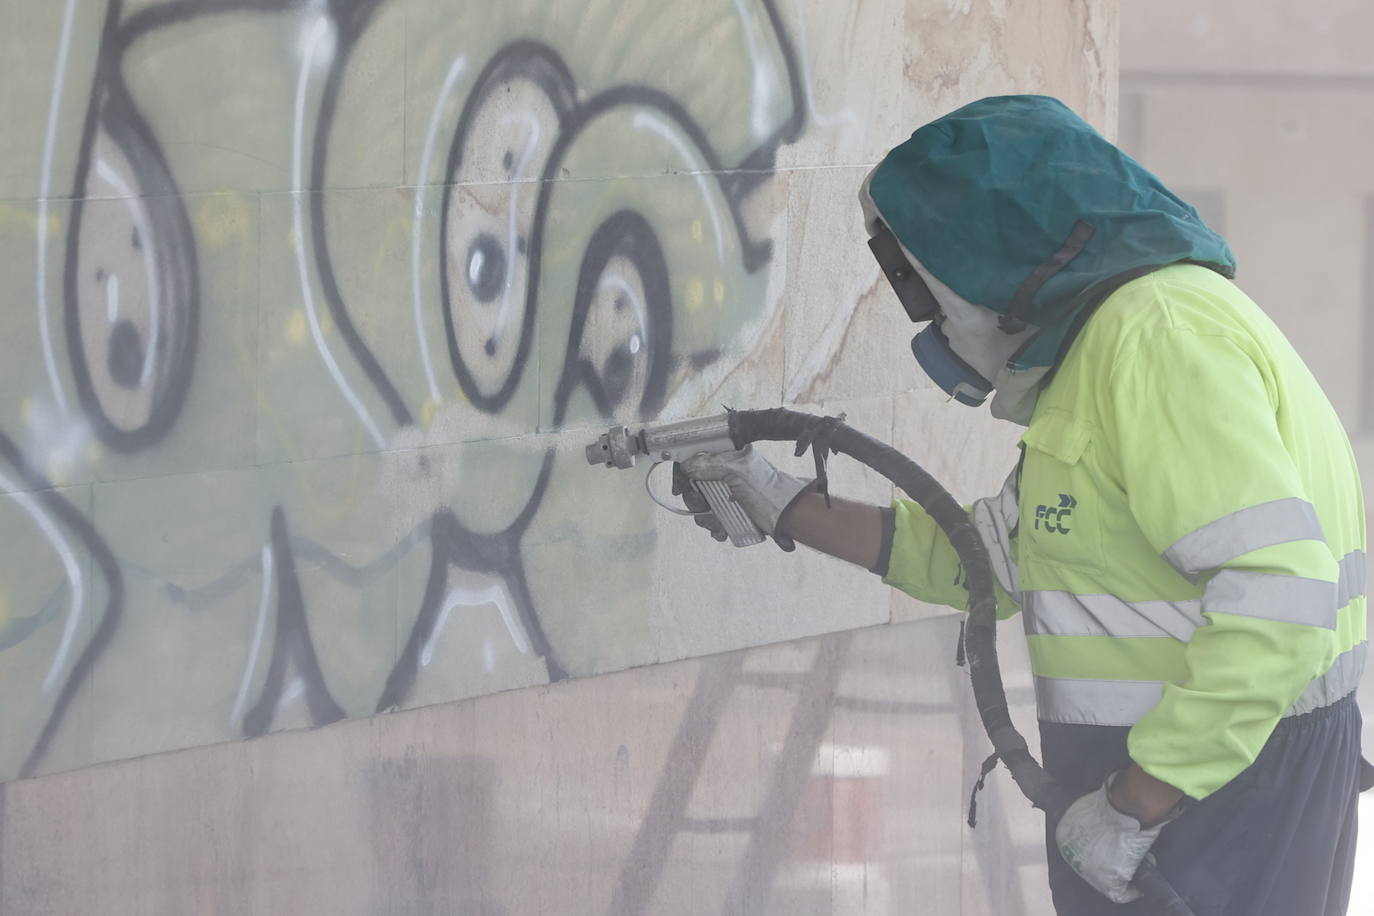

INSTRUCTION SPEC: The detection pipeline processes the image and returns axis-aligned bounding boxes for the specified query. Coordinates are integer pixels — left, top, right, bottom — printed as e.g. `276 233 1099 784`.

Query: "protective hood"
860 95 1236 422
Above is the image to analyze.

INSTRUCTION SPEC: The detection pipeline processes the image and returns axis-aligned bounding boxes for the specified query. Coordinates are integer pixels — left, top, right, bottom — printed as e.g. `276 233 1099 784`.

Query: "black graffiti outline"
350 8 805 703
0 427 125 780
125 449 564 726
307 0 415 427
553 209 673 420
63 0 202 453
240 507 347 737
438 25 806 417
115 0 417 435
377 452 565 710
16 0 809 768
112 0 806 433
438 41 579 415
151 523 434 613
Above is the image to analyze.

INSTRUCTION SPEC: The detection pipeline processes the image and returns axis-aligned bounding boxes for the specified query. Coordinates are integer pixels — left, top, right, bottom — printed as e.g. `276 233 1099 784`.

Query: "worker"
675 95 1368 914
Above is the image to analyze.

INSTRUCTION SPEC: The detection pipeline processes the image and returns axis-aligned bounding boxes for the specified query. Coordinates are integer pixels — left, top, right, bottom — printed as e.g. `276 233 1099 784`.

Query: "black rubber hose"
726 407 1195 916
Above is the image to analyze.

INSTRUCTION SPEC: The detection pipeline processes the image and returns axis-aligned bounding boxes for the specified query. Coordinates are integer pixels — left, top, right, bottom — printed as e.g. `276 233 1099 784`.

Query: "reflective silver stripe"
1024 591 1203 642
1337 550 1368 608
1036 644 1368 725
1287 642 1367 717
1206 570 1339 629
1026 566 1348 641
971 466 1022 597
1035 676 1164 726
1038 641 1367 725
1163 498 1325 578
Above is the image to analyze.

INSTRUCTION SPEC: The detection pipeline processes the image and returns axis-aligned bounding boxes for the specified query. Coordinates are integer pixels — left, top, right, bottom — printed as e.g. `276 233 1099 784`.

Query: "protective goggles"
866 220 995 407
866 221 940 324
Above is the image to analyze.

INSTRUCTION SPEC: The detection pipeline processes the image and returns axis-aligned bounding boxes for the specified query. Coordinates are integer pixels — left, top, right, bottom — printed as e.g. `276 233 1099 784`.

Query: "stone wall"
0 1 1114 912
0 0 1112 782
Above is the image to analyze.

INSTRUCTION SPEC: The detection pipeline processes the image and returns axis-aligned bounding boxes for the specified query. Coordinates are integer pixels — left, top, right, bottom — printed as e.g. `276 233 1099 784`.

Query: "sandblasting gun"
584 414 766 548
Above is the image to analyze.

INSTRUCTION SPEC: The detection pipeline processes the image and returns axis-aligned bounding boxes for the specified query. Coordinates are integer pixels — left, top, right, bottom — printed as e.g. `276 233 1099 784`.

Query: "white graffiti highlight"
631 111 727 264
421 581 531 668
296 0 337 72
19 398 92 487
467 249 488 285
412 54 468 408
280 675 306 707
94 157 162 389
291 15 387 449
231 545 275 726
491 111 543 352
598 271 650 356
733 0 782 143
105 272 120 323
36 0 80 415
0 466 87 698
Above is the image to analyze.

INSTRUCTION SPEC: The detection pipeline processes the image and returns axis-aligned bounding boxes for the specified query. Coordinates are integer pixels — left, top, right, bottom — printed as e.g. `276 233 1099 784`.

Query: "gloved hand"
1055 770 1175 904
671 446 812 550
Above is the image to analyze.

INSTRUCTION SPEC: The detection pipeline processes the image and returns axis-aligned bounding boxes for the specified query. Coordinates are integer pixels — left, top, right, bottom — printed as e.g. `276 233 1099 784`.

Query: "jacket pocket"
1019 409 1105 572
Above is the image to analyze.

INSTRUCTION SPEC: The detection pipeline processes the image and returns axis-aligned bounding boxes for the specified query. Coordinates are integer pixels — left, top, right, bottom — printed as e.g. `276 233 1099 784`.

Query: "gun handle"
693 479 767 548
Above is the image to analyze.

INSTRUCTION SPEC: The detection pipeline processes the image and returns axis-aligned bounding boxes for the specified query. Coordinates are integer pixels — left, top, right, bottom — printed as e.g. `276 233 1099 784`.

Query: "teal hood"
864 95 1236 372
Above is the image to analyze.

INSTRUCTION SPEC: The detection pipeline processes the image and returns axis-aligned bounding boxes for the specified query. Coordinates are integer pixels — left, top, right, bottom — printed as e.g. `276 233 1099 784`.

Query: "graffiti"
0 0 818 780
239 508 346 736
0 428 124 779
65 29 202 452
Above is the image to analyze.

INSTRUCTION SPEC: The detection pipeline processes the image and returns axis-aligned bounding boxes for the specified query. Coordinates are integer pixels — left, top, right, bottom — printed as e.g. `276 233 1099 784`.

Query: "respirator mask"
865 219 1042 420
857 96 1234 426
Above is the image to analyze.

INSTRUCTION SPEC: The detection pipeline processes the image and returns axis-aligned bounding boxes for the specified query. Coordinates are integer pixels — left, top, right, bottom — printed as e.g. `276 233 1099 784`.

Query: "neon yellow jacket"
884 264 1367 799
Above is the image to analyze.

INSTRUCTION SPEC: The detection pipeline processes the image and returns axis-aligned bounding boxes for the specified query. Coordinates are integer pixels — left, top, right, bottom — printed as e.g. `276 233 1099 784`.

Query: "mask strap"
1001 220 1096 333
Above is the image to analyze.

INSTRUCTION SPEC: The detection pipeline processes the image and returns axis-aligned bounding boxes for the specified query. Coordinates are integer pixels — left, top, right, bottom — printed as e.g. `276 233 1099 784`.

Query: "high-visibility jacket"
884 263 1367 800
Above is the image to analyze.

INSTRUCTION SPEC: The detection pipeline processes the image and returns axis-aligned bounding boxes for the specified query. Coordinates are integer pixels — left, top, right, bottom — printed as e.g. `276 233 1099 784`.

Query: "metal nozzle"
584 425 640 469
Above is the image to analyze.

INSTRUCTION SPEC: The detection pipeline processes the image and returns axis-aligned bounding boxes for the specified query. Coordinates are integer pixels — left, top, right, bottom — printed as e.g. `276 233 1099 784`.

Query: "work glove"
1055 770 1175 904
671 446 811 550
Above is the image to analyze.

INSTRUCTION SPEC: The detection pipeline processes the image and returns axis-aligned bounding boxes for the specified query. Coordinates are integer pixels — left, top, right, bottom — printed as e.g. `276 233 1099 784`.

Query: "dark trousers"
1040 693 1363 916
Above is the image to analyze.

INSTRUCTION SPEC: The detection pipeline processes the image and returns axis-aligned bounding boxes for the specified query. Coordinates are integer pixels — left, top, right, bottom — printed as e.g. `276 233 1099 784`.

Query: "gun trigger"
645 461 697 516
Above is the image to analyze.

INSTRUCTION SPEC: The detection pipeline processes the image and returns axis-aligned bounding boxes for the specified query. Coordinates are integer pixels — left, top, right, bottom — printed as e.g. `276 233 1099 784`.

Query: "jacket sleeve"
884 466 1024 620
1108 326 1339 800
